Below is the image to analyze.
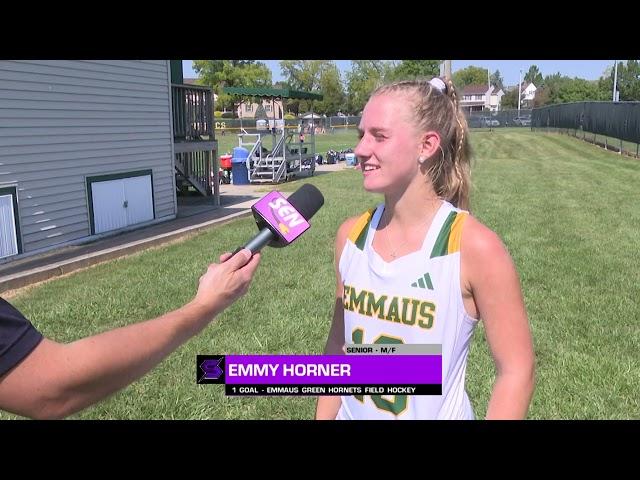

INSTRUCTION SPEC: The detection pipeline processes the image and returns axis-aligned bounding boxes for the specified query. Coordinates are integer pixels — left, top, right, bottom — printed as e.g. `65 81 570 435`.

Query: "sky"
183 60 616 87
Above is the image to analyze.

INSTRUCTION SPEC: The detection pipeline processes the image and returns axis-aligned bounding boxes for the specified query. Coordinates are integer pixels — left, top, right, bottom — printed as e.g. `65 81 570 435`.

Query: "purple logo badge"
252 191 310 244
200 358 223 381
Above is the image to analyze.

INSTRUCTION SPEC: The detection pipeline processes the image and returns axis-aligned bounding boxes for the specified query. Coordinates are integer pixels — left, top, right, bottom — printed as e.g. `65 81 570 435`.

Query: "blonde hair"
371 77 472 211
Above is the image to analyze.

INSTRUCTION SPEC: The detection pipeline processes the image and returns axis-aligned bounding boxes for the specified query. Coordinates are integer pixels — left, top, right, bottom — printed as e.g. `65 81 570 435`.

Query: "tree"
490 70 504 91
279 60 325 91
536 72 609 104
598 64 616 100
501 88 518 109
343 60 441 114
278 60 341 114
193 60 272 114
595 61 640 102
533 87 551 107
386 60 441 81
530 73 573 105
554 78 608 103
316 63 346 115
345 61 393 114
538 72 569 104
612 60 640 101
524 65 543 87
452 66 489 90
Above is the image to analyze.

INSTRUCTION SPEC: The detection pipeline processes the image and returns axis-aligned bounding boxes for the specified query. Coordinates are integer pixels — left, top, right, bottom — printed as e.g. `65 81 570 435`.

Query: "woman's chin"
362 177 387 193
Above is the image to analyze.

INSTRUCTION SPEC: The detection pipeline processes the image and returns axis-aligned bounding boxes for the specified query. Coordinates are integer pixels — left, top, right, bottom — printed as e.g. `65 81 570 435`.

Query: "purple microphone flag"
252 191 310 244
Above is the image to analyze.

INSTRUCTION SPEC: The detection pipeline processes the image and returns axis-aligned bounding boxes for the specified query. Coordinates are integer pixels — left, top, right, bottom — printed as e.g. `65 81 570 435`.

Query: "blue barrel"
231 147 250 185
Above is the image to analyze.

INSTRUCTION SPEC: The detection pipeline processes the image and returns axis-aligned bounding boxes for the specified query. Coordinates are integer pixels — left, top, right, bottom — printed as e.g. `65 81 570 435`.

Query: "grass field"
3 129 639 419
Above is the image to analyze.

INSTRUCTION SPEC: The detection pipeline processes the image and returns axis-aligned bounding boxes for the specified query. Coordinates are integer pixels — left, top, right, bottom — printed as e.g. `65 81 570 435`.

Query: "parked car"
513 115 531 126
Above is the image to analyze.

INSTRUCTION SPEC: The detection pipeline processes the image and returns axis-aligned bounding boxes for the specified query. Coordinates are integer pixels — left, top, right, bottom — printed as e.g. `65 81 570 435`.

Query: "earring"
418 156 426 164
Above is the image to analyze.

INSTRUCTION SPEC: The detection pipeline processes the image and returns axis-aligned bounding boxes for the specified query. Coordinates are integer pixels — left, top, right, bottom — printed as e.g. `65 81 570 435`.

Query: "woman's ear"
419 131 441 160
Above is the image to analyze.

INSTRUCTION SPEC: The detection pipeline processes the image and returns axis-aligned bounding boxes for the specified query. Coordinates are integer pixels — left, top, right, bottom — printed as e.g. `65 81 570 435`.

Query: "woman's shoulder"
336 206 380 251
460 213 514 277
461 214 507 257
337 215 361 240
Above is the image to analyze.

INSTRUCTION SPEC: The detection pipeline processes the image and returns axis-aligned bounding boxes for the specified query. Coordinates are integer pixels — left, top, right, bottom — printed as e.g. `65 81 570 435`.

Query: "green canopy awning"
222 86 323 101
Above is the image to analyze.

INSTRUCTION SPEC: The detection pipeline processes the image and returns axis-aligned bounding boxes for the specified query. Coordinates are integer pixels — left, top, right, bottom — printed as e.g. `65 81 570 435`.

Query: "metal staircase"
249 134 288 183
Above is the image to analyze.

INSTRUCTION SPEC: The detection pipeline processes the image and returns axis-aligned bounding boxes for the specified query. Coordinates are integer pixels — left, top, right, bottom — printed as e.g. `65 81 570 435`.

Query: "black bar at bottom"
225 384 442 396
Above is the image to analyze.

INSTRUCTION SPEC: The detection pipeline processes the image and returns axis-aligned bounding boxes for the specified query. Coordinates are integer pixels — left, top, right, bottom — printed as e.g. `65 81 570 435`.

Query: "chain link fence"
464 109 533 129
212 109 537 136
212 116 361 136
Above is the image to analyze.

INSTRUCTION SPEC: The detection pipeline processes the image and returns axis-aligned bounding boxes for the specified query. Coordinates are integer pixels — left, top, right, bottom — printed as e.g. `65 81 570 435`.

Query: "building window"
474 95 484 101
265 105 272 112
245 104 253 112
0 186 21 258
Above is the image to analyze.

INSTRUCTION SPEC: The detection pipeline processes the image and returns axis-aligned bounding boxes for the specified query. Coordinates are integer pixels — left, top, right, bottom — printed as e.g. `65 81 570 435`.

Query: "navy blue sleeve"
0 297 44 377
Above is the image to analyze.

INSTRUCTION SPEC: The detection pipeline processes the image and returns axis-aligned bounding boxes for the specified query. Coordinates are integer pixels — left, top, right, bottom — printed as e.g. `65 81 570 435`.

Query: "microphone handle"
232 228 274 256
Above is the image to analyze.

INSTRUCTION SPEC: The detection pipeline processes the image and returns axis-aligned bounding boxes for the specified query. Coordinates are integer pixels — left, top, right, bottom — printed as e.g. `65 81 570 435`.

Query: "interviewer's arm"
0 250 260 419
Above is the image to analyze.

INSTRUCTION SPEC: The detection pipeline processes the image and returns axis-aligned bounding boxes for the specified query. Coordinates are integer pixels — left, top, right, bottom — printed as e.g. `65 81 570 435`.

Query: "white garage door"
91 179 127 234
123 175 154 226
91 174 154 235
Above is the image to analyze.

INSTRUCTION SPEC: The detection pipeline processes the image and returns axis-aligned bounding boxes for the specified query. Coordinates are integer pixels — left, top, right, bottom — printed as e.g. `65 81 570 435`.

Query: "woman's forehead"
362 93 412 128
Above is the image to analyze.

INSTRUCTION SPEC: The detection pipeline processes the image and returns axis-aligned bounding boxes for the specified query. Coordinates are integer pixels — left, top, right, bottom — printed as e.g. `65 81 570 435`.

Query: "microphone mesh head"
287 184 325 220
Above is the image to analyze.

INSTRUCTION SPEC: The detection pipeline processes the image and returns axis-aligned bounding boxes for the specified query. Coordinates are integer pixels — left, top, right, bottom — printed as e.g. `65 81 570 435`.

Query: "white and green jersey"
337 201 478 420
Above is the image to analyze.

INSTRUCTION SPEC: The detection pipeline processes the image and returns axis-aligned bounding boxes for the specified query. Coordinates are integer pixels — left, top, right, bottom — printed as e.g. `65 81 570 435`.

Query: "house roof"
462 84 490 95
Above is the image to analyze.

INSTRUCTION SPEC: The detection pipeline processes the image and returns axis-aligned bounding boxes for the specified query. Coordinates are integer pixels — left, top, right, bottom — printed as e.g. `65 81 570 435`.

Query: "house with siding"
460 84 504 112
235 98 284 120
518 81 537 108
0 60 216 263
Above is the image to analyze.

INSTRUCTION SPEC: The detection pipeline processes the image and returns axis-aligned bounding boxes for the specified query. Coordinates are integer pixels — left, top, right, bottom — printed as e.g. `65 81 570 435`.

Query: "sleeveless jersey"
336 201 478 419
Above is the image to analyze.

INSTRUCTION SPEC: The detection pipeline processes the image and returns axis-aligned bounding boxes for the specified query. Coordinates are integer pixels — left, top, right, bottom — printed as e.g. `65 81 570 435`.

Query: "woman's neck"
383 181 442 228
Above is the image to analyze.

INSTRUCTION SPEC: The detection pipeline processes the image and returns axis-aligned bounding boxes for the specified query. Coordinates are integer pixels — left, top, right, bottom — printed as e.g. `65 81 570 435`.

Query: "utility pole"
613 61 619 102
443 60 452 79
518 68 522 117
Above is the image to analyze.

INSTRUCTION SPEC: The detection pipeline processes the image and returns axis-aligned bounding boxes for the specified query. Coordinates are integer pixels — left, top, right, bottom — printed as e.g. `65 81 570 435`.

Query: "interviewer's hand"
191 249 261 320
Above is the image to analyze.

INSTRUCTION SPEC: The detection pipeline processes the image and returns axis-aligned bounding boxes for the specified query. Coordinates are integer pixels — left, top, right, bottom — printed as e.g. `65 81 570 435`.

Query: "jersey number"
352 328 407 416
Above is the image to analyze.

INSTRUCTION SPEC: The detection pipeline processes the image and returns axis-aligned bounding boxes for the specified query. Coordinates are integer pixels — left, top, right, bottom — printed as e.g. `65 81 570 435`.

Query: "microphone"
233 183 324 255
